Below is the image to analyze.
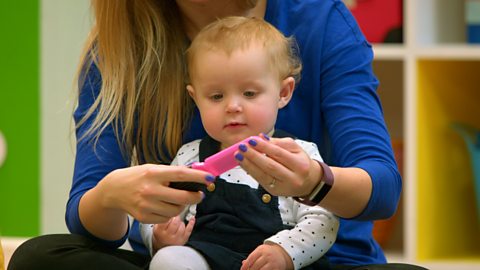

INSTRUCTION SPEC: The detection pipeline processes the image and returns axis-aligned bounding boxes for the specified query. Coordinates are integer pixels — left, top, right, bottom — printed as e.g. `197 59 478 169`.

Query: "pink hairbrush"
170 136 261 191
191 135 261 175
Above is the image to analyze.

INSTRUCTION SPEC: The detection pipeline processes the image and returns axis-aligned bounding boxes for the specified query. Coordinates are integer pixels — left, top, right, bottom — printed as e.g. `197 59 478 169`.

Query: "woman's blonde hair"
186 16 302 83
76 0 191 164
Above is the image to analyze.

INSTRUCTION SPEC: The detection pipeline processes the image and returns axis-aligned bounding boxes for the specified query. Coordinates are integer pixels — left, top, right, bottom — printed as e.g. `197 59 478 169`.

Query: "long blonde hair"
76 0 192 164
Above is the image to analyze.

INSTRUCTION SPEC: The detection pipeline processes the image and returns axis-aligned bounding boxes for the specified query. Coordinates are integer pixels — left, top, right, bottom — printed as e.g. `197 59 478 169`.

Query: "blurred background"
1 1 479 269
0 3 91 266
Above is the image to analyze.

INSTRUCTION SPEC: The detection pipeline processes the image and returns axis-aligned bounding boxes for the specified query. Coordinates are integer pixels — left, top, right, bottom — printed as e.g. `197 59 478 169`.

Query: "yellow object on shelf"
417 60 480 261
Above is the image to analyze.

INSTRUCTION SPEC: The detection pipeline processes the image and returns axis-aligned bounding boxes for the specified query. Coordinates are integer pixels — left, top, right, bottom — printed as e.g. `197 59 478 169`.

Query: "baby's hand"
152 216 195 251
240 243 293 270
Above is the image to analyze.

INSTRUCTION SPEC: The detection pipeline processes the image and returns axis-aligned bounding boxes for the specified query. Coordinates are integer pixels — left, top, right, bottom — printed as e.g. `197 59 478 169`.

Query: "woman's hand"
241 243 293 270
235 134 321 197
79 164 213 240
152 216 195 251
236 134 373 218
102 164 212 223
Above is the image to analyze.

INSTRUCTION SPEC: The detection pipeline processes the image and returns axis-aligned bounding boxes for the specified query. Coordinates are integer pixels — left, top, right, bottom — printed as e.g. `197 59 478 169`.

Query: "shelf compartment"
346 0 403 44
414 0 467 45
374 60 404 140
373 60 405 255
417 60 480 261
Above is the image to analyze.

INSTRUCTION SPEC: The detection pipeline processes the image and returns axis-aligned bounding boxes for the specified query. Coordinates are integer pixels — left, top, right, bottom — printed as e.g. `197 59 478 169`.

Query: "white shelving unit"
372 1 480 269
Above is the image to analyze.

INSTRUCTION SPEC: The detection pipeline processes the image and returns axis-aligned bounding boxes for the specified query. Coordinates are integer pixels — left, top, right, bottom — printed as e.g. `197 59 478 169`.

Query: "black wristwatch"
294 161 334 206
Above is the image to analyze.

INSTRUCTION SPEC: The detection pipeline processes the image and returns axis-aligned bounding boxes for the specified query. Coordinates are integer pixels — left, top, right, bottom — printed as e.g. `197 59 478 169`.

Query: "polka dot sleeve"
264 203 339 269
264 139 338 269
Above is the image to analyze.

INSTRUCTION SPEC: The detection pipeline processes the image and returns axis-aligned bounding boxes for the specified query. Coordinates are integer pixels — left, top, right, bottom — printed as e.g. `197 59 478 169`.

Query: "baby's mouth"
225 122 246 128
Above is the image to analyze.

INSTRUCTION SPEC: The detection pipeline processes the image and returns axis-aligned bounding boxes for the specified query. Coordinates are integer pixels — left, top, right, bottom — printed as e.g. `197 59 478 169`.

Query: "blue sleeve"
65 62 130 248
265 0 402 221
320 2 402 220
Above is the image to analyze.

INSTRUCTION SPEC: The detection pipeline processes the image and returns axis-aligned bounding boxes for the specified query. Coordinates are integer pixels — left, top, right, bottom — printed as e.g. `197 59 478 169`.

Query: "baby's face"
188 44 283 148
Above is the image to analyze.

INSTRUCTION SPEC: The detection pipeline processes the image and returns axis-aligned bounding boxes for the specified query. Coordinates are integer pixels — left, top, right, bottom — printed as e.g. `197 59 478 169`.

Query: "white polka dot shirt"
173 138 339 269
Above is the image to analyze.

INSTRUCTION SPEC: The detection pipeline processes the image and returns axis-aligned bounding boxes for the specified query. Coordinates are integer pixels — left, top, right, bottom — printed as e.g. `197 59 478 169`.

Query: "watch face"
0 130 6 167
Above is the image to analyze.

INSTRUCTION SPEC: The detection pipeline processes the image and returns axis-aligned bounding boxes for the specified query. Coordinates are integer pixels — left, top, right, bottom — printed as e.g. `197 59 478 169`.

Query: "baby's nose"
226 97 242 112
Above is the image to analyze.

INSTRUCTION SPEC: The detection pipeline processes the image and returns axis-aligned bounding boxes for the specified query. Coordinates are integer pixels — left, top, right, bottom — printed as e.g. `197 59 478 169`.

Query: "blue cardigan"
68 0 401 265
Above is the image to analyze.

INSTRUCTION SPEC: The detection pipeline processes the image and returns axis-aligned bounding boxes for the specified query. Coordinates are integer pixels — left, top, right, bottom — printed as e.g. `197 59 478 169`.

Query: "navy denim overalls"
186 133 330 269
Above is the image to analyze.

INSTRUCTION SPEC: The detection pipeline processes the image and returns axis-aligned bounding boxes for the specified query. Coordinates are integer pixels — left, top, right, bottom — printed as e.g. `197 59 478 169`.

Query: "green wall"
0 1 40 236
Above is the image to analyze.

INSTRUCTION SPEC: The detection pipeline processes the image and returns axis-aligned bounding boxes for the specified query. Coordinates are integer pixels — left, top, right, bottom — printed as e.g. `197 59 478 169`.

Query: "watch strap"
294 161 334 206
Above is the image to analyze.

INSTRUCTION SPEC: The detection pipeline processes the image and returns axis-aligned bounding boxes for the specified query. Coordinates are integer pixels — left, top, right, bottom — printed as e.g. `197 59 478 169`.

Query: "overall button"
262 194 271 203
207 183 216 192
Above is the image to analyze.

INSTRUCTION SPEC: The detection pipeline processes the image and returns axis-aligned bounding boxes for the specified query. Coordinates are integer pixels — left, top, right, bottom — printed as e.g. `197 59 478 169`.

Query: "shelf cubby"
374 60 405 140
415 0 467 45
373 60 405 256
366 1 480 268
417 60 480 261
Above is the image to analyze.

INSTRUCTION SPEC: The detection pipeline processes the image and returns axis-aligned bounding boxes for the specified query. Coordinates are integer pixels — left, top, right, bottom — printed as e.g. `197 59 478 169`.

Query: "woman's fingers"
159 188 204 206
236 148 291 195
236 136 316 196
137 203 183 224
123 165 212 223
146 165 211 204
147 164 213 186
255 137 310 173
237 141 295 189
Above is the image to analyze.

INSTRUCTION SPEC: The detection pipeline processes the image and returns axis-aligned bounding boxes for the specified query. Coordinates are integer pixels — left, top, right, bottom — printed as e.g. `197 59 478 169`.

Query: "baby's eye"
210 93 223 101
243 91 256 98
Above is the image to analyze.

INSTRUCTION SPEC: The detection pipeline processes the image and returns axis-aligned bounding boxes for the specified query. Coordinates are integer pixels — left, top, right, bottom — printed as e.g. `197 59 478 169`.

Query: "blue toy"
451 122 480 222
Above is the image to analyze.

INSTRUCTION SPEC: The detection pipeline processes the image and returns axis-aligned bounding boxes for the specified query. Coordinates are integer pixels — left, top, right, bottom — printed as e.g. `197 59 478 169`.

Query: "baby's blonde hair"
186 16 302 83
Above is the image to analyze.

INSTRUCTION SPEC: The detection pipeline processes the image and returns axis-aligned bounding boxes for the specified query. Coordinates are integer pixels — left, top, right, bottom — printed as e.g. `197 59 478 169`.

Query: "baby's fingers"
241 250 261 270
163 216 182 235
184 216 195 237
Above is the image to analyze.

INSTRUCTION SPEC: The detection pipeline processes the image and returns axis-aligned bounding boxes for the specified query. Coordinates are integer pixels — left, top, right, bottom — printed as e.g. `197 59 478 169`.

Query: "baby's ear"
186 85 196 99
278 77 295 108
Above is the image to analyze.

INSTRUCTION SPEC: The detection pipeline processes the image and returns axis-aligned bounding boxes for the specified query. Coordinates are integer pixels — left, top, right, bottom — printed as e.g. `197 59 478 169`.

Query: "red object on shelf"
346 0 403 43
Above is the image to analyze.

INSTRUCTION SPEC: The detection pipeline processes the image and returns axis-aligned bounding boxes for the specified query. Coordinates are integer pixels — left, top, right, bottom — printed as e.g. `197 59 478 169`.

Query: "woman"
9 1 421 269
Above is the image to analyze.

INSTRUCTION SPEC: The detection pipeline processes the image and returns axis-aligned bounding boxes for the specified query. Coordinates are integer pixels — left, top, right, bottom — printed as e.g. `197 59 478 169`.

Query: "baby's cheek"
250 110 278 131
201 111 223 135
